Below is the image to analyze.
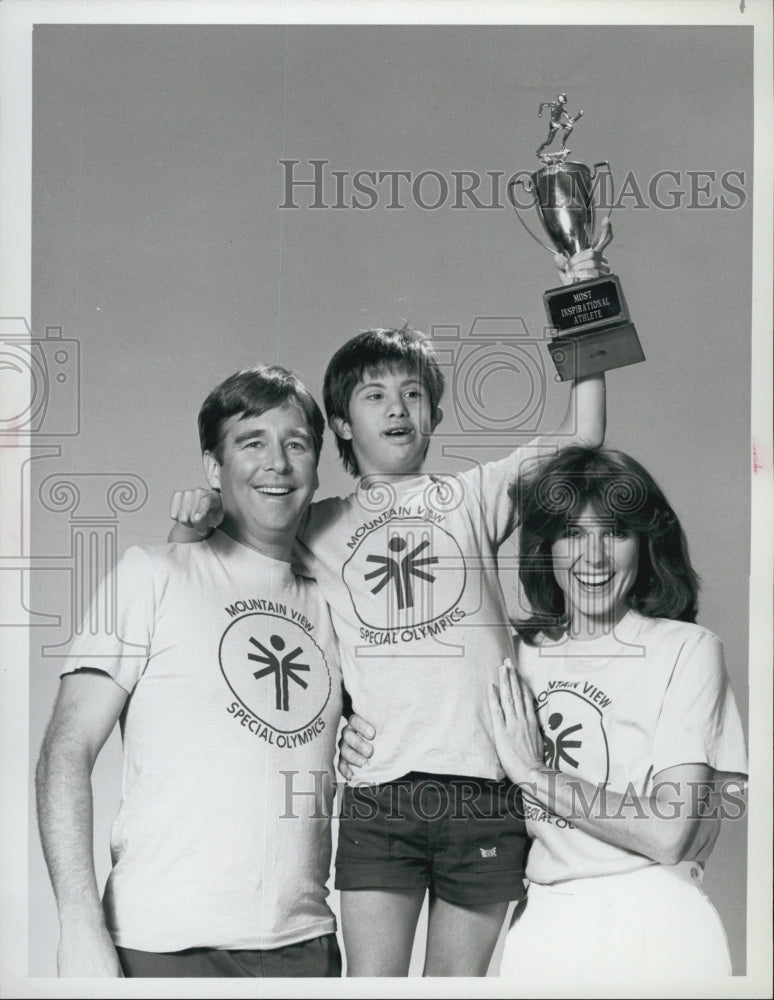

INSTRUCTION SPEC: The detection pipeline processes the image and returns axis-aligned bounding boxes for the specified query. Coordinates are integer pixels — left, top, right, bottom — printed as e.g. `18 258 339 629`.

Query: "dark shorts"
335 772 528 906
115 932 341 978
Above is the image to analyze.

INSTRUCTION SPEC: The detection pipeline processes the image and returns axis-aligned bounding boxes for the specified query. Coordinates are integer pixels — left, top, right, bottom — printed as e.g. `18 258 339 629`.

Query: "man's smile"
253 485 295 496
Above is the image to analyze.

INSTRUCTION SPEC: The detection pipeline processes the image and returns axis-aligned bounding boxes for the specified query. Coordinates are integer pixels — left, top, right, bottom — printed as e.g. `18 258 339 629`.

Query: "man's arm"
36 671 129 977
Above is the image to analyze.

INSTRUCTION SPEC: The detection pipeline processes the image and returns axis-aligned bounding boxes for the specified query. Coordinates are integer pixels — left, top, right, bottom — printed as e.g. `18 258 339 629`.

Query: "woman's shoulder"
637 613 722 647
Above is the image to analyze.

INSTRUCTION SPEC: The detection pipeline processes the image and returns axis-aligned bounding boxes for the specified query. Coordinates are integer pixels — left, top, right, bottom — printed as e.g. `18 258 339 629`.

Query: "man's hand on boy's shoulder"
554 216 613 286
169 488 223 541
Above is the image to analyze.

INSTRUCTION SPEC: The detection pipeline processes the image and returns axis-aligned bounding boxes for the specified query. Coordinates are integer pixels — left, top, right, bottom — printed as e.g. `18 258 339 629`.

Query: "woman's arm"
488 662 723 866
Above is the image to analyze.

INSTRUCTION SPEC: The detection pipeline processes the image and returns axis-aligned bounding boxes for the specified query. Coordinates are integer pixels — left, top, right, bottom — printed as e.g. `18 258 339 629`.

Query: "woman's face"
550 502 640 636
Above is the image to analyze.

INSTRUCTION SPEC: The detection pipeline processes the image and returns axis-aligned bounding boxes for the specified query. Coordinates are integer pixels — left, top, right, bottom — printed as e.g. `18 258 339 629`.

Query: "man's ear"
330 416 353 441
431 406 444 432
202 451 222 491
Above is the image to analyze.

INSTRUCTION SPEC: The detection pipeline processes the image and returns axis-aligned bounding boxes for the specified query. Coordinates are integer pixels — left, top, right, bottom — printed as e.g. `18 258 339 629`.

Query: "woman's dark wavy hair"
511 447 699 644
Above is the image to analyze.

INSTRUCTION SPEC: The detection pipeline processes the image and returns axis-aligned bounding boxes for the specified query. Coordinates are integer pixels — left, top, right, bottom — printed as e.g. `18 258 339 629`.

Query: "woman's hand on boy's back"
169 488 223 541
488 659 545 787
337 714 376 781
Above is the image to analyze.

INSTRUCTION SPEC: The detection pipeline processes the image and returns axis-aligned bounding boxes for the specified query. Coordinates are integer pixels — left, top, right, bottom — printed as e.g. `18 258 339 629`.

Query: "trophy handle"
591 161 616 243
507 176 560 256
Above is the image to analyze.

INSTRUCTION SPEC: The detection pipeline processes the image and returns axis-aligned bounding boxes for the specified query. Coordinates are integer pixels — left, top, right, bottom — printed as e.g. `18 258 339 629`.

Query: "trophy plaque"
510 94 645 381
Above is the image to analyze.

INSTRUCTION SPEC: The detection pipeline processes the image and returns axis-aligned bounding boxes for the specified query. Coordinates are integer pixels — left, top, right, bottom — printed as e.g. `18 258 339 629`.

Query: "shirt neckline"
534 609 648 658
206 529 295 584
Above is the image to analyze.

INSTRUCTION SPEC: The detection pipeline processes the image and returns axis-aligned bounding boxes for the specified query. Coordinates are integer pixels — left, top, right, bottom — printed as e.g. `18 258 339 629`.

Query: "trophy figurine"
510 94 645 380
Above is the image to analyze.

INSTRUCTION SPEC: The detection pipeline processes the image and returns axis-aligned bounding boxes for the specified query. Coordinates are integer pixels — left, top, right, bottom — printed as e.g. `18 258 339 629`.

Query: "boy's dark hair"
198 364 324 463
322 325 445 476
511 446 699 645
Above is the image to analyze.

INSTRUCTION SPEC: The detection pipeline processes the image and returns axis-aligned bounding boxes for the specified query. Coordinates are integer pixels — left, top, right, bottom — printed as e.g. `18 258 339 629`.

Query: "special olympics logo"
343 518 466 630
535 689 610 785
219 613 331 733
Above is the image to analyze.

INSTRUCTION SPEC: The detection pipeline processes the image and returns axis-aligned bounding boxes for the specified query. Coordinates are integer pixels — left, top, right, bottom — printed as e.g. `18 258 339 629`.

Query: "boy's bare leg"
340 888 425 976
423 896 509 977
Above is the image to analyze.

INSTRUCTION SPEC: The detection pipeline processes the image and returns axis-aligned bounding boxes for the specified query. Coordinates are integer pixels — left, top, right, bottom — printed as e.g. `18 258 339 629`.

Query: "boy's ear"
330 416 353 441
202 451 222 491
431 406 444 432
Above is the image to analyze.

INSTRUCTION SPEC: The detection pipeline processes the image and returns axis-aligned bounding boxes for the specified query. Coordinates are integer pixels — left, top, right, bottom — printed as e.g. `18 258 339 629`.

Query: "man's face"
204 402 319 557
333 366 440 478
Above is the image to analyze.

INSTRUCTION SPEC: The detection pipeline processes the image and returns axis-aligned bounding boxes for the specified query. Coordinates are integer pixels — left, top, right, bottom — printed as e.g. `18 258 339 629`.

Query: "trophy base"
548 323 645 381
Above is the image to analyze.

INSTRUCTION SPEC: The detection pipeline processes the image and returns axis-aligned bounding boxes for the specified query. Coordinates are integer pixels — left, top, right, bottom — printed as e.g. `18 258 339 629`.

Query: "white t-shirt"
516 610 748 884
295 444 541 784
62 530 343 952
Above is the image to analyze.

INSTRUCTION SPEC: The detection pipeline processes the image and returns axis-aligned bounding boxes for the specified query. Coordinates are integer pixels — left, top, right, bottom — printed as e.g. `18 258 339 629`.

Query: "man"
36 365 343 978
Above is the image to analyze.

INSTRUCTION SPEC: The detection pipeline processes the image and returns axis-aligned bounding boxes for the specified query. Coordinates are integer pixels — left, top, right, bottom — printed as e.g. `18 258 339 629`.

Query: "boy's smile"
332 367 441 478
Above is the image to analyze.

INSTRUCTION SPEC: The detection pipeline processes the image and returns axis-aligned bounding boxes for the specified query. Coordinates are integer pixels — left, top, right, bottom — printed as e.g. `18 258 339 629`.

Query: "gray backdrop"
25 22 754 982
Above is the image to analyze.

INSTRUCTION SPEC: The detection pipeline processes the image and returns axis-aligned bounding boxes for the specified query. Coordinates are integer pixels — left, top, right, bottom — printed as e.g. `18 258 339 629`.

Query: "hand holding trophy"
510 94 645 380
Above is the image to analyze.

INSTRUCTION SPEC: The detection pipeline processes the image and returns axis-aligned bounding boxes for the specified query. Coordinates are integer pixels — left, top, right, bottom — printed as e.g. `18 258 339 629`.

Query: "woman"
489 446 747 983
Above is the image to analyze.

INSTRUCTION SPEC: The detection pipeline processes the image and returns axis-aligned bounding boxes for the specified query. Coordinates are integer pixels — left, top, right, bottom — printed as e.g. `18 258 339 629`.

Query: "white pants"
499 863 732 987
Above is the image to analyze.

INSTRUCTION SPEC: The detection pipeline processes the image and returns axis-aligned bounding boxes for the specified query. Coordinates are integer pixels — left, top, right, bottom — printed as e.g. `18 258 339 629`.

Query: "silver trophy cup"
509 99 645 380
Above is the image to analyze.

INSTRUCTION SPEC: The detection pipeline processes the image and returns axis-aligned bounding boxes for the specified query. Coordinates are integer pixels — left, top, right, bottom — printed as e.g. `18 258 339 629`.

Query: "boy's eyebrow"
355 376 424 390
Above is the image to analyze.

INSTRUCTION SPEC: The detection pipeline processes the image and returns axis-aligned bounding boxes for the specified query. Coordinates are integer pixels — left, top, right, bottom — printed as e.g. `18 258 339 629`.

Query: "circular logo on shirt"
342 517 466 630
535 689 610 784
219 612 331 733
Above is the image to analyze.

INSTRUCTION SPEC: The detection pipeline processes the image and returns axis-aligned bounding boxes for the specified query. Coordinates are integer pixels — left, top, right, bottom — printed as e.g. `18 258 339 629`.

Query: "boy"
37 366 343 978
170 239 609 975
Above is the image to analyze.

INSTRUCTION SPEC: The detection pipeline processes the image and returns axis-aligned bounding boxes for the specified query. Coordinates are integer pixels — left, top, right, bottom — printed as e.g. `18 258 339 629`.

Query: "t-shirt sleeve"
60 545 155 694
471 438 543 546
651 630 748 779
292 498 343 578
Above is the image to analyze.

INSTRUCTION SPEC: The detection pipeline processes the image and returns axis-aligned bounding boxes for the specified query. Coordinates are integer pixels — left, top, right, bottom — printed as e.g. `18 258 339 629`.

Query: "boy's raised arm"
552 373 606 449
544 216 611 450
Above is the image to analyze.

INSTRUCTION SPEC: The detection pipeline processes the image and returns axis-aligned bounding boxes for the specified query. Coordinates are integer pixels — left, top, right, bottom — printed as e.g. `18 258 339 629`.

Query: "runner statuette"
510 94 645 380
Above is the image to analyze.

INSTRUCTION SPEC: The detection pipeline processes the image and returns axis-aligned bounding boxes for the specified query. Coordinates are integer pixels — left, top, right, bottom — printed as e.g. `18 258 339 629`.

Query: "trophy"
510 94 645 380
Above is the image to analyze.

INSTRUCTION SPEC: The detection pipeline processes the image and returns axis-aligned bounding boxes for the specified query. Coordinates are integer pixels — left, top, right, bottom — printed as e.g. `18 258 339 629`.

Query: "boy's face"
203 402 319 557
333 366 440 478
